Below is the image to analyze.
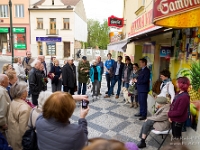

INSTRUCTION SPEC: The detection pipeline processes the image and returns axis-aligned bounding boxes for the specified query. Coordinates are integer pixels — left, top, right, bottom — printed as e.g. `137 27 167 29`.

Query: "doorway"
64 42 70 57
50 18 56 34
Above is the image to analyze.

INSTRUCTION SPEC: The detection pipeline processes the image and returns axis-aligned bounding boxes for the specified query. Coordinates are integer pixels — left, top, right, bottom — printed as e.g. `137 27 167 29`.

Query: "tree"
86 19 110 49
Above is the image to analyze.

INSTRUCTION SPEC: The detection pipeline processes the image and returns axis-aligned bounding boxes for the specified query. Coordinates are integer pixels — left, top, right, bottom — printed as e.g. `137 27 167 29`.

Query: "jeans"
123 82 129 89
106 74 112 92
78 82 87 95
108 75 122 96
139 119 155 139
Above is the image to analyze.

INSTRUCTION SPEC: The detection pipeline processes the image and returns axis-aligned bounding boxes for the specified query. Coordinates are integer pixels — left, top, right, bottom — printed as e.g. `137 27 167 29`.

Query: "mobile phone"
82 100 89 109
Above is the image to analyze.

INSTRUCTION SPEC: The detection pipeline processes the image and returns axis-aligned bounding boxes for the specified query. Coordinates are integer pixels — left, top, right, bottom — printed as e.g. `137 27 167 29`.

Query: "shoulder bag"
22 108 38 150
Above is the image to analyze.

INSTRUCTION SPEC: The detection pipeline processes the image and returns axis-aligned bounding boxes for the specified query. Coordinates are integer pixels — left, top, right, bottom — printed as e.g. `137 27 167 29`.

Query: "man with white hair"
62 57 76 95
0 74 11 138
28 59 44 105
38 55 47 77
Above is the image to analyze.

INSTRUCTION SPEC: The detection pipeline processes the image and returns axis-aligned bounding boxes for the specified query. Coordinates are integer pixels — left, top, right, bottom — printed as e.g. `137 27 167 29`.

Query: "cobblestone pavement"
50 76 169 150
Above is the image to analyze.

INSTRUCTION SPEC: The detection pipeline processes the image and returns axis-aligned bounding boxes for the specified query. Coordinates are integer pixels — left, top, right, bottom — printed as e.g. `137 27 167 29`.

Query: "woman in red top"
168 77 190 140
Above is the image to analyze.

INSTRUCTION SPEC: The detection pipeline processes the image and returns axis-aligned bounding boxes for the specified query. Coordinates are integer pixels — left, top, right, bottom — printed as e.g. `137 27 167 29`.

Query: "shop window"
13 33 26 49
15 5 24 18
38 42 43 55
37 18 43 29
0 5 9 18
0 33 8 52
46 42 56 56
63 18 70 30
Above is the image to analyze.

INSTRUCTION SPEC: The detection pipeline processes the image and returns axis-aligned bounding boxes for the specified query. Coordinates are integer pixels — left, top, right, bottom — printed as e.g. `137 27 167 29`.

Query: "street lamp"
9 0 14 65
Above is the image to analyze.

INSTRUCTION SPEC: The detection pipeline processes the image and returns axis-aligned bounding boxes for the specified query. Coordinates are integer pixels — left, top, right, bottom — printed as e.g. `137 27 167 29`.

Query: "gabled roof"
33 0 80 6
61 0 80 6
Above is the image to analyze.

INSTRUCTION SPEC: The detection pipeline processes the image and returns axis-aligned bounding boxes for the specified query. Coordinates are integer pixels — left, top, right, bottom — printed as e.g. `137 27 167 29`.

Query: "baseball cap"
82 56 87 60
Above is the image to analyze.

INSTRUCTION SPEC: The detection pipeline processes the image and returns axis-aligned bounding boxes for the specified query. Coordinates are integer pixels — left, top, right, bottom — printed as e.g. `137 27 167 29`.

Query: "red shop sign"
129 9 153 37
108 16 124 28
153 0 200 22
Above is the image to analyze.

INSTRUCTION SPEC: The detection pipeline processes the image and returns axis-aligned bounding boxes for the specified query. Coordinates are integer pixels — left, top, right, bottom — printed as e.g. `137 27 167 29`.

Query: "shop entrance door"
64 42 70 57
50 18 56 34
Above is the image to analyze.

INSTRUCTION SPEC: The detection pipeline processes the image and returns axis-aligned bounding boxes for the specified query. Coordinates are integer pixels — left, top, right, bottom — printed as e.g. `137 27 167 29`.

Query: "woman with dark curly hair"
168 77 190 142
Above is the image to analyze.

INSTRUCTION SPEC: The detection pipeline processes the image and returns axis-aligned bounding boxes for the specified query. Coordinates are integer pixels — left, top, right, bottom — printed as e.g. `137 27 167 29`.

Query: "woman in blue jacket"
90 60 101 100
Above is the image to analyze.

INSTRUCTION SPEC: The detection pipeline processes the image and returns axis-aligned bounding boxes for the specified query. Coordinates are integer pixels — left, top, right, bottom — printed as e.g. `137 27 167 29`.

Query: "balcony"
46 29 59 35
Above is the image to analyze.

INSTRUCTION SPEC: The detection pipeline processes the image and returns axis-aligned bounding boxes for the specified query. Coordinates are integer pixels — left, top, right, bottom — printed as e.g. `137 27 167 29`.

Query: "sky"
83 0 124 22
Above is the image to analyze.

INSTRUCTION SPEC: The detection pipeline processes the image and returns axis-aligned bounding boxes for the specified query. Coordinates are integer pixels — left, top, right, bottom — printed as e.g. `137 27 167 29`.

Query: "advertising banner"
153 0 200 27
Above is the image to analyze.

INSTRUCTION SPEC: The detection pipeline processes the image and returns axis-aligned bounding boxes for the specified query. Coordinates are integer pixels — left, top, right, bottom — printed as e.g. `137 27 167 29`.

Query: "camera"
82 100 89 109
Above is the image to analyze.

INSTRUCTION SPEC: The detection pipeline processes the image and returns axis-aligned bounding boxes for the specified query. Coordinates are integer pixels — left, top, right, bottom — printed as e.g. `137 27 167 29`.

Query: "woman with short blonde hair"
13 57 26 82
36 91 89 150
2 63 13 74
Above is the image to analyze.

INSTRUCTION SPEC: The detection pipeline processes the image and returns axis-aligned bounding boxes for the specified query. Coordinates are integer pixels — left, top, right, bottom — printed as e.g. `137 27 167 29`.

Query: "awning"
107 39 128 52
129 26 163 39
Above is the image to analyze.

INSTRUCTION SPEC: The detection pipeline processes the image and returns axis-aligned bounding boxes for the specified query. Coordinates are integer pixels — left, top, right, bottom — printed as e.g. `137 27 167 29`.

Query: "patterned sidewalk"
63 76 167 150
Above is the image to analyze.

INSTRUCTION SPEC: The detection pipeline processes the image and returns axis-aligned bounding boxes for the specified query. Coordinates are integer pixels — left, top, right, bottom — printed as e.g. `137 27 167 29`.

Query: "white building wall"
30 10 75 59
74 13 87 42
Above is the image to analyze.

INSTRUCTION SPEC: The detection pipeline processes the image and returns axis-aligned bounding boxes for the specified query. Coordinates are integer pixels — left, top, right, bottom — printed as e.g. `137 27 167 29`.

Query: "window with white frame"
63 18 70 29
15 5 24 18
37 18 43 29
0 5 9 17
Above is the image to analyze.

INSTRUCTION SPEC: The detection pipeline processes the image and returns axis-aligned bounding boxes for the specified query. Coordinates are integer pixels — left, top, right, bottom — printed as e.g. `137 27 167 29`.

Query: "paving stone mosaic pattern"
67 76 170 150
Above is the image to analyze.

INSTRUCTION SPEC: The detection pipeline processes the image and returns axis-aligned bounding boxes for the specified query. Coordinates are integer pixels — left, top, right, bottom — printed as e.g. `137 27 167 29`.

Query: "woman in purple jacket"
168 77 190 140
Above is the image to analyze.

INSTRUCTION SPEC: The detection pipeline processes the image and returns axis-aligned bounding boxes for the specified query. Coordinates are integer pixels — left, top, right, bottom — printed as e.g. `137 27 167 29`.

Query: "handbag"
22 109 38 150
47 73 53 79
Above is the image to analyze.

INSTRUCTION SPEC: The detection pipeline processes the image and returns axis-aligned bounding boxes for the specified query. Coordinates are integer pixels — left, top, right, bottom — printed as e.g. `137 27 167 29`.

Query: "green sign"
198 34 200 38
13 27 25 33
0 27 9 33
14 43 26 49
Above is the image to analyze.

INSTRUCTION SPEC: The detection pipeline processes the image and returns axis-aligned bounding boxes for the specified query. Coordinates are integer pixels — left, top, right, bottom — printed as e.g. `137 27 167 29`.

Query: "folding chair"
149 128 171 150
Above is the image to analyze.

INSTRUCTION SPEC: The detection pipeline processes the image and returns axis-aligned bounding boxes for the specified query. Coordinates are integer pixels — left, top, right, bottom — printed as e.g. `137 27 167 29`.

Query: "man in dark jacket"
62 57 76 95
28 59 44 105
104 56 124 99
134 58 150 120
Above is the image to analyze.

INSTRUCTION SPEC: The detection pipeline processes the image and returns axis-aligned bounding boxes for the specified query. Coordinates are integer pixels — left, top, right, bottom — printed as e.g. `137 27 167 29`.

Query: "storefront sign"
153 0 200 27
129 9 155 37
108 16 124 28
14 43 26 49
36 37 62 42
13 27 25 33
0 27 9 33
160 47 171 57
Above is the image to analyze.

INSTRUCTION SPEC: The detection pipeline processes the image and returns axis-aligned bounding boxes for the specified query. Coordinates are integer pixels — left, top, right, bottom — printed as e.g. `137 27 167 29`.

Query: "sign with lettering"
129 9 155 37
153 0 200 27
94 50 100 56
108 16 124 28
0 27 9 33
36 37 62 42
160 46 171 57
13 27 25 33
14 43 26 49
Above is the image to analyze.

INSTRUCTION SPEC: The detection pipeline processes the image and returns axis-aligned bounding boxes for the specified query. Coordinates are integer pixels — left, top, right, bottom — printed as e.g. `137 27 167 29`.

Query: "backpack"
22 109 38 150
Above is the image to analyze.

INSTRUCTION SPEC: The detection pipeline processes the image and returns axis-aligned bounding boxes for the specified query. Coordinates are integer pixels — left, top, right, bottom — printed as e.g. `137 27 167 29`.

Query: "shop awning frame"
107 38 128 52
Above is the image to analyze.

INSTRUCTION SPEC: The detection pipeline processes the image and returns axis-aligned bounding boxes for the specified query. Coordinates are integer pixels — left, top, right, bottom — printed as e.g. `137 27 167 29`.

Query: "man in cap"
62 57 77 95
137 97 170 148
77 56 90 95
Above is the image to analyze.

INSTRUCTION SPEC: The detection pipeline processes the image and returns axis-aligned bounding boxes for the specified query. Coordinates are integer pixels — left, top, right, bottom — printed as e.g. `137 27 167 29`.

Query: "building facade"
0 0 30 56
29 0 87 59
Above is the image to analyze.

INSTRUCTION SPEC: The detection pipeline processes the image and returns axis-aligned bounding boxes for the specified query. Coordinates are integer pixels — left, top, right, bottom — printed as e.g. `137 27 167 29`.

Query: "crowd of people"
0 51 191 150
